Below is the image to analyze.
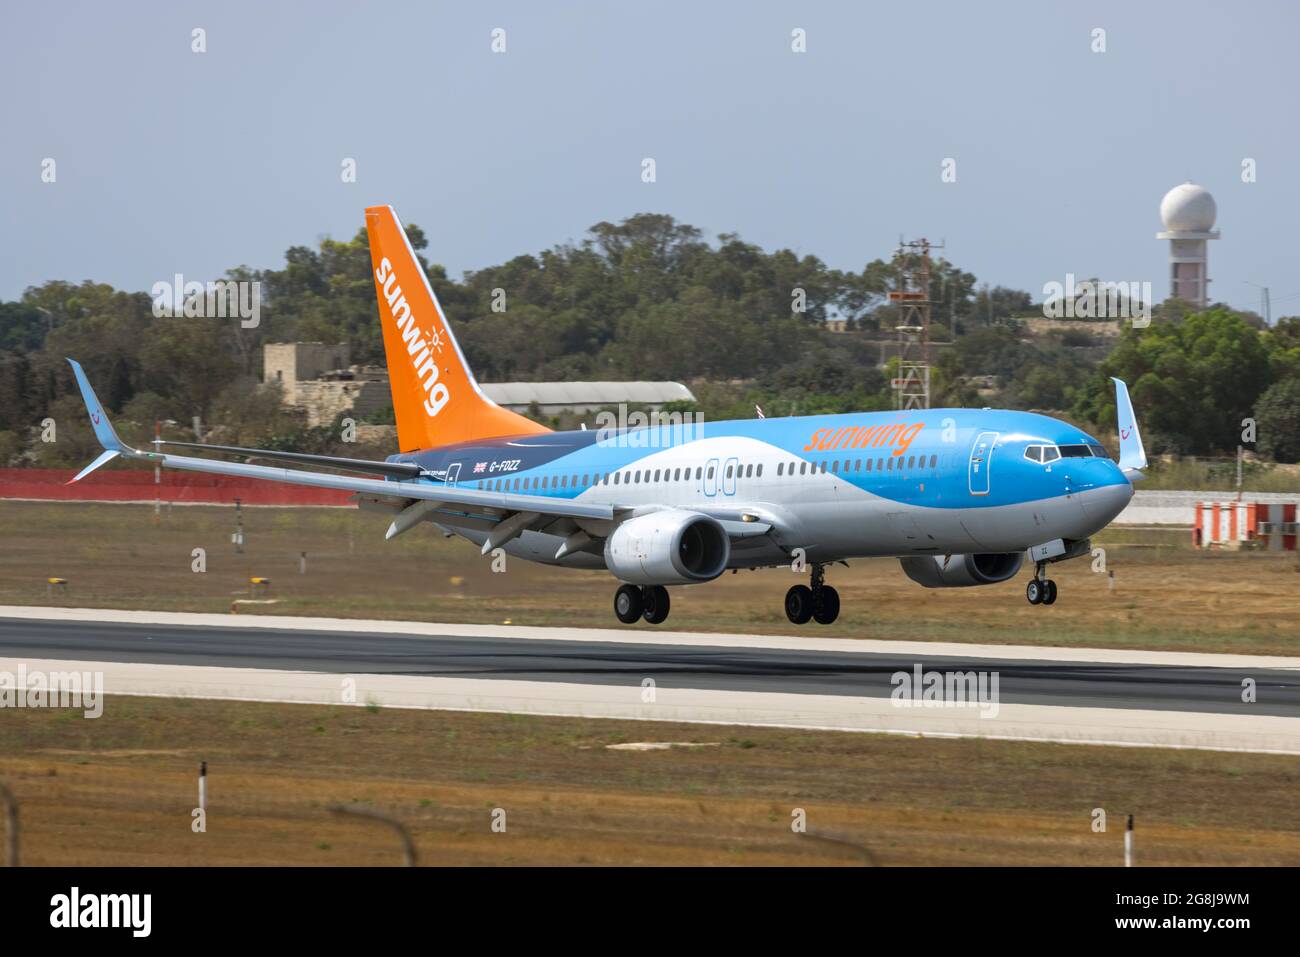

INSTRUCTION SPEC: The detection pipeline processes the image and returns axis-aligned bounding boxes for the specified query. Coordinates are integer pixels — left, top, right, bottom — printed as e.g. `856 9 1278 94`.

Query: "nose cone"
1079 480 1133 529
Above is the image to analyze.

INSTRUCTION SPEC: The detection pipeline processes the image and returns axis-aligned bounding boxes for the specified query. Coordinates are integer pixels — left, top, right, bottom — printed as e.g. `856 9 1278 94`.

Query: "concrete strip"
8 656 1299 756
3 605 1297 670
1116 490 1299 527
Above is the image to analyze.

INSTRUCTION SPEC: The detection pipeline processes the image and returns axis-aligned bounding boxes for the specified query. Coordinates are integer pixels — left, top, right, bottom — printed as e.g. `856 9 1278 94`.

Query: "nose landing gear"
785 563 840 625
1026 562 1058 606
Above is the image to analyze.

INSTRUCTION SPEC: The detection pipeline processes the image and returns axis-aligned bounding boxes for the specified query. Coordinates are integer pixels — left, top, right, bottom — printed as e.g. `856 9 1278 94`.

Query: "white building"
1156 182 1219 308
479 381 696 415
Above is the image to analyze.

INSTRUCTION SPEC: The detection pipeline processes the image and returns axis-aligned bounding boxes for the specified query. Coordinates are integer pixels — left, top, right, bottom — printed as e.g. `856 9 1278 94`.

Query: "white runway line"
3 605 1298 670
6 656 1300 756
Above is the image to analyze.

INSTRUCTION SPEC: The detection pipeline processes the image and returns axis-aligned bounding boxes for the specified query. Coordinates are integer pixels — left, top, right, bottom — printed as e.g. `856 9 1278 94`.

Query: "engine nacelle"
604 510 730 585
900 552 1024 588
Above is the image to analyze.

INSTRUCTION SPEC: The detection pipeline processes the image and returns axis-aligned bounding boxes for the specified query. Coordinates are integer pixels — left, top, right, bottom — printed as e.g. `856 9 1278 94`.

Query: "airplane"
67 204 1146 627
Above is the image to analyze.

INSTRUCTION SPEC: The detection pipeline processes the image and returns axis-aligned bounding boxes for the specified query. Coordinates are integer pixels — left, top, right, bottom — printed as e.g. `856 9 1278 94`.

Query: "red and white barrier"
0 468 352 507
1195 501 1298 551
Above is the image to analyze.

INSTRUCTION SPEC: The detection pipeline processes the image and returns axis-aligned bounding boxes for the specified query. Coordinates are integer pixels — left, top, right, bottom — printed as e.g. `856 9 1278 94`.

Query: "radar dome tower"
1156 182 1218 308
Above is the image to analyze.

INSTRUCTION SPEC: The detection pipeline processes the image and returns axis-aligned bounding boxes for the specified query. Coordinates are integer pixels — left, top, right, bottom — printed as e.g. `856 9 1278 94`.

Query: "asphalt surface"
1 615 1296 717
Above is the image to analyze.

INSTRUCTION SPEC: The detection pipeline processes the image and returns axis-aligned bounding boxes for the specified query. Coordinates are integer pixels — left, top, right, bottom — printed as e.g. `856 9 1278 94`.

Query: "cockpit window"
1027 443 1091 463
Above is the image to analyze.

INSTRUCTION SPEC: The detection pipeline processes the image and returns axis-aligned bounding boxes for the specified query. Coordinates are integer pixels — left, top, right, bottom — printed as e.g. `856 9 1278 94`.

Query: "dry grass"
1 501 1297 654
3 697 1298 866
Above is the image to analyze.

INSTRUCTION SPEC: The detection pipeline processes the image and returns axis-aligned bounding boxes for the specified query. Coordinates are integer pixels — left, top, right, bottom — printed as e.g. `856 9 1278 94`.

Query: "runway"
4 606 1300 753
1 612 1297 717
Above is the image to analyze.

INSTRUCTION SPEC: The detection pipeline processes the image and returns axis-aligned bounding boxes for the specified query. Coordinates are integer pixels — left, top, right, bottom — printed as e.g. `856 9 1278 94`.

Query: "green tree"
1073 307 1273 455
1254 377 1300 463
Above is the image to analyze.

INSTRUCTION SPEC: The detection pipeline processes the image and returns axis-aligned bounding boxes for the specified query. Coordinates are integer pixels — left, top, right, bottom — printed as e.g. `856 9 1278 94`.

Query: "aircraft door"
703 457 720 497
968 432 997 496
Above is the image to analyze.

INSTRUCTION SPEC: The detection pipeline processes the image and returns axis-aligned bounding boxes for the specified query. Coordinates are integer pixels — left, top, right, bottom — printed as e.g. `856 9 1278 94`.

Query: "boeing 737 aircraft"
67 205 1147 626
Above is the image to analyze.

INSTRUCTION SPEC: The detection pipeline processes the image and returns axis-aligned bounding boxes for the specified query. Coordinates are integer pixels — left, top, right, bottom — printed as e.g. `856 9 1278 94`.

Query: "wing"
66 358 781 558
156 440 424 480
67 359 614 549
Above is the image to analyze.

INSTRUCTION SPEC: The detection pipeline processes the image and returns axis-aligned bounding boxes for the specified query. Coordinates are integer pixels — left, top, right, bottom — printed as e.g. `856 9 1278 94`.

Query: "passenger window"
907 456 915 469
866 459 872 472
831 461 839 473
746 464 754 478
929 454 937 468
756 464 763 477
777 463 784 476
707 466 715 479
653 469 661 481
726 465 733 479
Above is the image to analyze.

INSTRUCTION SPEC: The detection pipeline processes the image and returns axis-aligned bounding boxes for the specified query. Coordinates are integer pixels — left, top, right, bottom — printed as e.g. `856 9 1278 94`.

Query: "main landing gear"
1025 561 1058 606
614 583 671 625
785 563 839 625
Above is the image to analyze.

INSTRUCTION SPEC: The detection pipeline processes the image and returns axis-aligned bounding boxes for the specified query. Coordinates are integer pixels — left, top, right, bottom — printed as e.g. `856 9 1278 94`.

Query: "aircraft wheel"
1042 580 1058 606
642 585 670 624
785 585 814 625
614 584 643 624
1026 579 1044 605
813 585 840 625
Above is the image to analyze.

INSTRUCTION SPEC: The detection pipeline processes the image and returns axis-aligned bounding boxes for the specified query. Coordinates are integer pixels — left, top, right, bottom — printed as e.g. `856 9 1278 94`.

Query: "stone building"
263 342 696 428
263 342 390 427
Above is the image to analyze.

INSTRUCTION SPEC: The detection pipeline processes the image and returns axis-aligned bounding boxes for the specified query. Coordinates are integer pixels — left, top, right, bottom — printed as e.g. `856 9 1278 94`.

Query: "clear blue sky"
2 0 1296 315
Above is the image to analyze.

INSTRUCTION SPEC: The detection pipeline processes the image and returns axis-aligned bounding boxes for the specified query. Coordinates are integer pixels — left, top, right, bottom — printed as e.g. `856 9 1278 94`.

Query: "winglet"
1111 376 1147 478
66 449 120 485
66 357 132 461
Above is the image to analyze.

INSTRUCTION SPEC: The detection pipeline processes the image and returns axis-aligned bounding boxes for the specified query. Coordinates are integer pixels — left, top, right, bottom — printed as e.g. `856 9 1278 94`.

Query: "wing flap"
160 440 423 479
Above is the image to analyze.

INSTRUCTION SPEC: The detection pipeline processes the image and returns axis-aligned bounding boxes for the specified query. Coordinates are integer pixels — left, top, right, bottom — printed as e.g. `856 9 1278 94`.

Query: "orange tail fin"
365 205 550 452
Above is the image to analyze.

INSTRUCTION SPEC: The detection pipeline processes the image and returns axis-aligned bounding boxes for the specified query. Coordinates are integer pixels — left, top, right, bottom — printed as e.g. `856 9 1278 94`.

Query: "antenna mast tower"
889 238 942 410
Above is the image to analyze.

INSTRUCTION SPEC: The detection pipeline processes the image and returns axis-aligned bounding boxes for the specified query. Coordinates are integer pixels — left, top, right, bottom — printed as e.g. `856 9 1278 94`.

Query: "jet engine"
604 511 730 585
899 552 1024 588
